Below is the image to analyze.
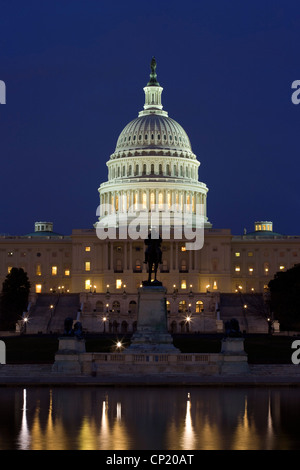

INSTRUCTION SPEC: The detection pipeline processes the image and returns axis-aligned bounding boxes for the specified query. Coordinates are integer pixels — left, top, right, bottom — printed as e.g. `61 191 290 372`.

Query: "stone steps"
0 364 53 377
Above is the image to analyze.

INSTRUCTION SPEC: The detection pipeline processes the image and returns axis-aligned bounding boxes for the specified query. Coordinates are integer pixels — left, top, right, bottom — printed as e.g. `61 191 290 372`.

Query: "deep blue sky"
0 0 299 236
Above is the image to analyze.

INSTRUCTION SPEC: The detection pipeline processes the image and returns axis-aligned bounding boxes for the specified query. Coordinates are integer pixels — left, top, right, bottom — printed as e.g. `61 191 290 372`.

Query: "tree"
268 264 300 331
0 268 31 330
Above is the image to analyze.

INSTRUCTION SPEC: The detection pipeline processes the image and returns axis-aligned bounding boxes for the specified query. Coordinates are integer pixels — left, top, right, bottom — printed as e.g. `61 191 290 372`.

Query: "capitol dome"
114 114 194 157
98 58 211 228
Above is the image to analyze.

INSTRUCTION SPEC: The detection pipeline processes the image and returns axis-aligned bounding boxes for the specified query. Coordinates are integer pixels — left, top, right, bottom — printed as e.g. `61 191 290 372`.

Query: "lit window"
248 252 253 257
36 265 42 276
64 269 70 276
35 284 42 294
85 280 91 290
85 246 91 252
116 279 122 289
181 280 187 289
196 301 204 313
135 260 141 271
213 281 218 290
85 261 91 272
279 265 285 270
249 267 254 274
181 246 186 252
235 266 241 272
52 266 57 276
7 266 12 274
235 252 240 257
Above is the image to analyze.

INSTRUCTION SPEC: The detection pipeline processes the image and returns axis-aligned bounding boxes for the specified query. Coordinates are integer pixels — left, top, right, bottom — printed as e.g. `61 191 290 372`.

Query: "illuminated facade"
1 61 299 334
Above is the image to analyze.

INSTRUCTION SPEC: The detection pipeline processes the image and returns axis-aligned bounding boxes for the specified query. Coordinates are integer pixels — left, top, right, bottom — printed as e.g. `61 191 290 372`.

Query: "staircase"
26 294 59 334
48 294 80 334
26 294 80 335
219 293 268 334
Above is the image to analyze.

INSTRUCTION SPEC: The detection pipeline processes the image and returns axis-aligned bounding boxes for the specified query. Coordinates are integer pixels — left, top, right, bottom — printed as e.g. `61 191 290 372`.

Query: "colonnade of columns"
99 188 207 217
107 158 199 181
103 239 199 273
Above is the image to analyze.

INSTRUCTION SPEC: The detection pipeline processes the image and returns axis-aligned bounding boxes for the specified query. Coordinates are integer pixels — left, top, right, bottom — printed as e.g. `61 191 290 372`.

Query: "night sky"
0 0 300 237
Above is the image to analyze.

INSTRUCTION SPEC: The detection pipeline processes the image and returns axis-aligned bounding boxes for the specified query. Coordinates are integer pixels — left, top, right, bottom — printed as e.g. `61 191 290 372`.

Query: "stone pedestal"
126 286 179 353
220 337 250 375
52 337 86 375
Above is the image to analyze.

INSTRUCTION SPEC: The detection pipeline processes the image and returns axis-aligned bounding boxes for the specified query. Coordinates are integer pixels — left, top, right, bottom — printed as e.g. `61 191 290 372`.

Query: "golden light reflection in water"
9 387 290 451
17 389 30 450
180 393 195 449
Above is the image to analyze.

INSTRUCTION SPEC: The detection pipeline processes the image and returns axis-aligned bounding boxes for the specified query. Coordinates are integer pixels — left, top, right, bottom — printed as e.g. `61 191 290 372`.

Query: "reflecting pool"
0 387 300 450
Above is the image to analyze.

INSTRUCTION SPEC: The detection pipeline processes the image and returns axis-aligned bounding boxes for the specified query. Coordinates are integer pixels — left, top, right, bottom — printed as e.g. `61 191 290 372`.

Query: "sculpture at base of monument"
143 229 163 286
63 318 84 339
224 318 242 337
63 317 74 336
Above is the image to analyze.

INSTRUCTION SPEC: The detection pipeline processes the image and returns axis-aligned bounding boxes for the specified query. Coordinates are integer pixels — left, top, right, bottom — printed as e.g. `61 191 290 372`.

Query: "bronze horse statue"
143 231 162 285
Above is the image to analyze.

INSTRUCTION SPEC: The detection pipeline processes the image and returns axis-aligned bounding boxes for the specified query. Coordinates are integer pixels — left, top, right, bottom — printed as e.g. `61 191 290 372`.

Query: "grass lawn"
0 333 297 364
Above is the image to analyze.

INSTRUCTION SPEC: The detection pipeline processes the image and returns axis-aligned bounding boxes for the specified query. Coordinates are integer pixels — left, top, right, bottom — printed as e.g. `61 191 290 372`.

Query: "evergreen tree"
268 264 300 330
0 268 31 330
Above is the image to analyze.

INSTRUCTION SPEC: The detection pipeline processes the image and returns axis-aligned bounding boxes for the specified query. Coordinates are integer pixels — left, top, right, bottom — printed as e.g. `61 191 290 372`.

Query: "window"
52 266 57 276
248 267 254 274
135 260 141 272
112 300 120 312
116 259 122 272
181 246 186 252
279 265 285 270
178 300 187 313
129 300 137 314
181 280 187 289
235 252 240 257
248 252 253 257
213 281 218 290
85 261 91 272
35 284 42 294
180 260 187 272
235 266 241 272
196 301 204 313
36 265 42 276
162 259 168 272
85 246 91 252
64 269 70 276
116 279 122 289
85 280 91 290
7 266 12 274
95 301 103 313
166 300 171 313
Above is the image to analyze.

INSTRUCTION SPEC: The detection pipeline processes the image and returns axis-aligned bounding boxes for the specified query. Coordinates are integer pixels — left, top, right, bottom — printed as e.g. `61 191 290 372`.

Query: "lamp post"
103 316 107 333
23 316 28 334
185 315 191 333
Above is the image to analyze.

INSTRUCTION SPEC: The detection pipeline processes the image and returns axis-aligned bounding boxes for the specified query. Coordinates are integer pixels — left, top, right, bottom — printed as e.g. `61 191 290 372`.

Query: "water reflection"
0 387 299 449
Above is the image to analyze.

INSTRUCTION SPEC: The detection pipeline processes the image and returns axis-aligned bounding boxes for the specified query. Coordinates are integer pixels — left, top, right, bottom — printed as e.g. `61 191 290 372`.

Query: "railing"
91 352 215 364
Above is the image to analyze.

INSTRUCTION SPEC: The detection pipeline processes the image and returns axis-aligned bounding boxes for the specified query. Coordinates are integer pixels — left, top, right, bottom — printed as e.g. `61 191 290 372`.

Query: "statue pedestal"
52 337 86 375
220 337 250 375
126 286 179 353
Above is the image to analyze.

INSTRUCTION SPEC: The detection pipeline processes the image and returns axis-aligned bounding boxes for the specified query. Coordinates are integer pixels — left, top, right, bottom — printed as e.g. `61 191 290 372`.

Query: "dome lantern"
140 57 166 116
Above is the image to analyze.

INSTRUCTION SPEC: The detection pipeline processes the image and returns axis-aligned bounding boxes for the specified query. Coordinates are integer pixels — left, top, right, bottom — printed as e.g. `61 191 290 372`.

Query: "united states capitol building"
1 59 299 335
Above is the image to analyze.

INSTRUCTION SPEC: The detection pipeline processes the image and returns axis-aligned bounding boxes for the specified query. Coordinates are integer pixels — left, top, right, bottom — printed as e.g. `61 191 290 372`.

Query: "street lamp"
103 316 107 333
23 316 28 333
185 315 191 333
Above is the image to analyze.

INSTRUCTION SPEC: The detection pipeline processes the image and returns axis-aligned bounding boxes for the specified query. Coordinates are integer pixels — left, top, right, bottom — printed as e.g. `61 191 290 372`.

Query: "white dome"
114 114 194 157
